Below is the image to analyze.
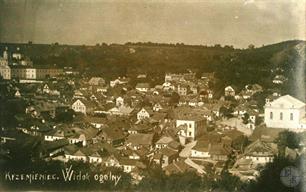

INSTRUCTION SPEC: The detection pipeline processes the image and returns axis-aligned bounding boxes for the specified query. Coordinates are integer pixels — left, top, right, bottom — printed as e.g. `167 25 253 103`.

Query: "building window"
280 112 283 120
290 113 293 121
270 112 273 120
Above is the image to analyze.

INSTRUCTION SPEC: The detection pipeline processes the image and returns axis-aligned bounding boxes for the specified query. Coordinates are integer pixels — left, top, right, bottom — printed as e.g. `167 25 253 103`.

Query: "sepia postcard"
0 0 305 191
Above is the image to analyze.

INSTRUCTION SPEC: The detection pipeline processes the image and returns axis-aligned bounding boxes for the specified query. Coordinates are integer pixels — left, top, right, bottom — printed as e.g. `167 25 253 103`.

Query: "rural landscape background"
0 0 305 192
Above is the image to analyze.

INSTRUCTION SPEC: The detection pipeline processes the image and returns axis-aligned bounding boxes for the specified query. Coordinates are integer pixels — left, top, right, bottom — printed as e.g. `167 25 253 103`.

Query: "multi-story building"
10 66 63 80
36 67 63 79
25 68 36 79
176 113 206 140
11 66 26 79
0 57 8 67
0 65 11 80
0 55 10 80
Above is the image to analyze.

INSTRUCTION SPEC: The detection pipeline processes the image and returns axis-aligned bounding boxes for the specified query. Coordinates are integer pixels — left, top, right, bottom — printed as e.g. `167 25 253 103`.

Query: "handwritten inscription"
5 165 122 186
5 172 59 183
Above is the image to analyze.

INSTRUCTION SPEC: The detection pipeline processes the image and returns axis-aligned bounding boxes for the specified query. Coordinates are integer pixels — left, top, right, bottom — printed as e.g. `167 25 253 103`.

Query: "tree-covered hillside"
0 40 305 97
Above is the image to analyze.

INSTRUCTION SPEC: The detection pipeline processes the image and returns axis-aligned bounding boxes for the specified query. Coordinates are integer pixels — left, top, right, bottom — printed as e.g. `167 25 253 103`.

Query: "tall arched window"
270 112 273 120
290 113 293 121
280 112 283 120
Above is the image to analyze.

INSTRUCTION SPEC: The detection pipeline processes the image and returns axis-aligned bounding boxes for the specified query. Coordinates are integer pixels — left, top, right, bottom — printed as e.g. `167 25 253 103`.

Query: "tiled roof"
126 133 154 146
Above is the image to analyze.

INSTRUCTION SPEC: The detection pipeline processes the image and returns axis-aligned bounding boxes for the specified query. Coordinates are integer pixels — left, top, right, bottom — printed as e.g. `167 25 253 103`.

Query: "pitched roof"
139 107 154 115
88 77 105 85
192 141 210 152
164 160 192 174
159 147 178 157
108 106 134 114
243 139 278 157
64 144 79 155
73 99 97 109
126 133 154 146
268 95 305 108
136 83 150 89
102 126 125 141
156 136 174 145
209 144 231 156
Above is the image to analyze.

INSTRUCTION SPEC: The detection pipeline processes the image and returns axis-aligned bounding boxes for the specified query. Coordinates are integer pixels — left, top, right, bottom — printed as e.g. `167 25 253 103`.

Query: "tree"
232 135 249 151
214 170 244 191
169 92 180 106
220 106 233 118
247 156 298 192
55 108 75 123
242 113 250 124
275 131 301 155
137 168 203 192
248 44 255 49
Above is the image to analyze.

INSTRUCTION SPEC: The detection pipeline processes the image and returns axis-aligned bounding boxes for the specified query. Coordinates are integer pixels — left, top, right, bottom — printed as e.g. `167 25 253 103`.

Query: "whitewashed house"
88 77 105 86
135 83 150 92
72 99 87 114
153 103 163 112
242 139 277 165
137 107 153 121
224 86 236 96
264 95 306 130
88 152 103 163
176 114 206 140
72 99 96 115
116 96 124 107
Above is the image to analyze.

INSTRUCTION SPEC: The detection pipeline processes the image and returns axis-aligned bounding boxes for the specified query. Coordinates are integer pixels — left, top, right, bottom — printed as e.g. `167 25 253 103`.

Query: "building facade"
72 99 87 114
0 65 11 80
176 116 206 140
264 95 306 129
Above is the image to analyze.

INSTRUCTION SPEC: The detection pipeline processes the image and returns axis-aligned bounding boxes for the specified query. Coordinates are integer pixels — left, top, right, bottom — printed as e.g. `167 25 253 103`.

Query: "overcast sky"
0 0 305 48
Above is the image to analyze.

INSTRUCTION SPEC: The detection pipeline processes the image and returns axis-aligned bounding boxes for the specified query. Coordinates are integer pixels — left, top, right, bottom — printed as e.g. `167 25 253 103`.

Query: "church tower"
3 47 8 60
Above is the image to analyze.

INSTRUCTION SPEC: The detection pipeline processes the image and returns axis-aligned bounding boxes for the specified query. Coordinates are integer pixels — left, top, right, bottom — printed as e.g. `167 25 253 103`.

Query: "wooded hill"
1 40 305 97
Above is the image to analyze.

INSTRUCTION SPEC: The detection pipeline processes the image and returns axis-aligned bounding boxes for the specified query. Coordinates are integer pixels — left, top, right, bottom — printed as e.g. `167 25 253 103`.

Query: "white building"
116 96 124 107
264 95 306 130
225 85 236 96
135 83 150 92
72 99 87 114
176 114 206 140
0 54 10 80
137 108 152 121
88 152 103 163
0 65 11 80
0 57 8 67
242 139 277 165
25 68 36 79
88 77 105 86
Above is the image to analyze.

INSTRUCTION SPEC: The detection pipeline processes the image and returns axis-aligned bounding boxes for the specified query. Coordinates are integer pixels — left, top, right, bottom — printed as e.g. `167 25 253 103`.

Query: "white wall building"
176 116 205 140
0 57 8 67
0 65 11 80
137 108 151 121
72 99 87 114
225 86 235 96
116 96 124 107
25 68 36 79
264 95 306 130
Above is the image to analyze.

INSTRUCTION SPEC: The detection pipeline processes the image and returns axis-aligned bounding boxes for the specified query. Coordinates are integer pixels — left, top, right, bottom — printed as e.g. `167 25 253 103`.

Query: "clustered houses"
1 46 305 184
